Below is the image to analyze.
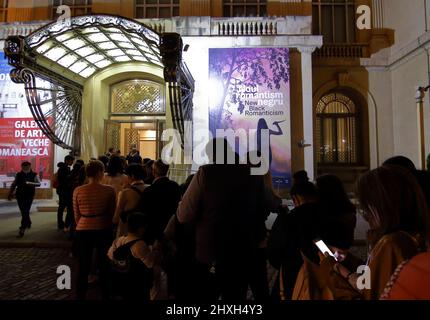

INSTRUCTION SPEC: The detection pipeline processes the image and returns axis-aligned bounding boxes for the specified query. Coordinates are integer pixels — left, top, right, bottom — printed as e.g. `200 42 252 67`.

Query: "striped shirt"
73 183 116 231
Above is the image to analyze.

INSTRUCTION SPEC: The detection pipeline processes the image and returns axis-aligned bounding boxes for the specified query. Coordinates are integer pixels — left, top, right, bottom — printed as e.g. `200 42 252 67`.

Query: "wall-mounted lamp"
415 85 430 170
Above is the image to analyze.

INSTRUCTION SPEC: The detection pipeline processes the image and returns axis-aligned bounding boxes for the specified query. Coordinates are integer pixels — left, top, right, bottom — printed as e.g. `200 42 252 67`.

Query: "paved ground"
0 248 77 300
0 198 368 300
0 200 101 300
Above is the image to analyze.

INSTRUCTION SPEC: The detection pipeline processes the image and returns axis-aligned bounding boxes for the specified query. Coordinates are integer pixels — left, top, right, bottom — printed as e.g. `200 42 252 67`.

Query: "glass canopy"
5 15 194 155
26 15 163 80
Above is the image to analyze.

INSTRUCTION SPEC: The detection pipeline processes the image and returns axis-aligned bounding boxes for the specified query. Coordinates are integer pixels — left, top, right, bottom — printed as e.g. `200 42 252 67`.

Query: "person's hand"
319 253 338 275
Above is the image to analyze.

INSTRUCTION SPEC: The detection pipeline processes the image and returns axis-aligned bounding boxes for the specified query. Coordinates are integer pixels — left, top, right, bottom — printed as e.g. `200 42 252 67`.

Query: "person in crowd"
247 151 282 301
102 155 128 197
144 159 155 185
108 212 156 301
113 163 148 237
383 155 430 208
163 174 198 300
142 159 181 243
315 174 356 253
177 138 268 300
320 165 430 300
139 160 180 300
106 147 115 158
74 159 86 186
126 145 142 165
8 161 41 237
292 170 309 186
56 155 75 231
380 252 430 300
267 180 323 300
73 160 116 300
98 155 109 172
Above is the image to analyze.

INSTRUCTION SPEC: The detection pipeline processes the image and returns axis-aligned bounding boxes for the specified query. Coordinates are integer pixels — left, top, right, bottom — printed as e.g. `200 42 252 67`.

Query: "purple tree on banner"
209 48 290 132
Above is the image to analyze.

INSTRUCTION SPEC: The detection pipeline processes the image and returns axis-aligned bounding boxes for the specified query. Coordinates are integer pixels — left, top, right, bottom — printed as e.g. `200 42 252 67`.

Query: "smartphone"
314 239 338 261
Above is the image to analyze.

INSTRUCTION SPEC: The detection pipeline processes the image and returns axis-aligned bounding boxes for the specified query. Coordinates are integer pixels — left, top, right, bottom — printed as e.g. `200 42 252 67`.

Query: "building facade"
0 0 428 197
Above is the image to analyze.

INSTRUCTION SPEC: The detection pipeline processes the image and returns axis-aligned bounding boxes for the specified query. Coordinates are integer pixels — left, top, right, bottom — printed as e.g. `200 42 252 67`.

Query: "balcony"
314 43 369 59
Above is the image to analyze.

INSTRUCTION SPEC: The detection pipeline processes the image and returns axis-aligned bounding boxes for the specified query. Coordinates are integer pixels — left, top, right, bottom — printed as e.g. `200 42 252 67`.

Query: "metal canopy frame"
4 15 194 155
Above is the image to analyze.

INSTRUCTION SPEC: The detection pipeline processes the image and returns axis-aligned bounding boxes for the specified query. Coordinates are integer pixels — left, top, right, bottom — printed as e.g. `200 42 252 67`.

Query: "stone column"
298 46 316 180
372 0 384 28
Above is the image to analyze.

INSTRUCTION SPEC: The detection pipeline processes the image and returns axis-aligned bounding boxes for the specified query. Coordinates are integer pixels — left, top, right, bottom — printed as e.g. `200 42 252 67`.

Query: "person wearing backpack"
108 212 156 300
113 164 148 238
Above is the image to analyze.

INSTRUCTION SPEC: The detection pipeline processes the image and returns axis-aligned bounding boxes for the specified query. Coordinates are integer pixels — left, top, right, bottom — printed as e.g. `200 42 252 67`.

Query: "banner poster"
209 47 292 188
0 52 53 188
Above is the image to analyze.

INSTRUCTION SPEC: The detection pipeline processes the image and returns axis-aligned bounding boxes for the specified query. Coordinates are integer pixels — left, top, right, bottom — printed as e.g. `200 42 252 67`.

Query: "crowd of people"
7 140 430 300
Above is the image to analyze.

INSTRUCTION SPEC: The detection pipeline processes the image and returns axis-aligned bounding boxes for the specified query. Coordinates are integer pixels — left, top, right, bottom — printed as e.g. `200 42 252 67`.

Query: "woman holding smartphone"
320 165 430 300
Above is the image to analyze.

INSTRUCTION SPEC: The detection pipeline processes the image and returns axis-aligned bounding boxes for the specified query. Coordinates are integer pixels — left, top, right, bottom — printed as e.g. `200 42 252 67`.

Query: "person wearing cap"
8 161 41 237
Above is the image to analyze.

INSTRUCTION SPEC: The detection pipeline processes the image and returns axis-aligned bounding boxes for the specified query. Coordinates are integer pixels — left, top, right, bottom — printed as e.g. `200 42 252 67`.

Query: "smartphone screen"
314 239 338 261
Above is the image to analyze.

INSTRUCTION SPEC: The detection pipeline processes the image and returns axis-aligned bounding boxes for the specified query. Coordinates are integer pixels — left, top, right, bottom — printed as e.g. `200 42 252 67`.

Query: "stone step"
36 206 58 212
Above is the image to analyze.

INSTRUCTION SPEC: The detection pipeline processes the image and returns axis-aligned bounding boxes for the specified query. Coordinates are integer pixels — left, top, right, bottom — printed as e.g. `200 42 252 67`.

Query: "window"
52 0 92 19
223 0 267 17
316 93 359 164
111 80 165 114
312 0 356 43
0 0 7 22
135 0 179 19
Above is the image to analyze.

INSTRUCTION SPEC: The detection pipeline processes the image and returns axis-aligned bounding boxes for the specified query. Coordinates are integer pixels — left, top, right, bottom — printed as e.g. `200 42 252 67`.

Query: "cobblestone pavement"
0 248 77 300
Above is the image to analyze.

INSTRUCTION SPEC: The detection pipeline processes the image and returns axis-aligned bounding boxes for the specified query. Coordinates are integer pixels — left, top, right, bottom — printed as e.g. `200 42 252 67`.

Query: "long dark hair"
316 174 355 216
107 155 124 176
357 165 430 245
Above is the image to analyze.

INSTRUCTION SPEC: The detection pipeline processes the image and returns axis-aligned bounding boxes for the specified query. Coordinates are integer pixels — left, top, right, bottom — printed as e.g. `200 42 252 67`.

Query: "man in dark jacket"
177 139 269 300
141 159 181 243
56 155 75 230
8 161 41 237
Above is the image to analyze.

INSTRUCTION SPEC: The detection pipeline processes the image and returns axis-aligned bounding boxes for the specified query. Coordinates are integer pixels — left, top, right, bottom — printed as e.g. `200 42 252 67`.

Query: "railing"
137 18 168 34
211 16 312 36
314 43 368 59
0 22 46 40
216 20 277 36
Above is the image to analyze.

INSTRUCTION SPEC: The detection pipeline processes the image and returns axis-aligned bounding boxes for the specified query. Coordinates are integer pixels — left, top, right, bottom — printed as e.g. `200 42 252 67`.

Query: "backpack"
120 186 145 223
110 238 154 299
51 172 59 189
111 238 143 273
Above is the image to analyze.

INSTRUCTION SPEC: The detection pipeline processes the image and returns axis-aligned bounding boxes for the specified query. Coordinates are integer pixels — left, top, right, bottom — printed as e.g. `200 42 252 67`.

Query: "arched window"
316 92 359 164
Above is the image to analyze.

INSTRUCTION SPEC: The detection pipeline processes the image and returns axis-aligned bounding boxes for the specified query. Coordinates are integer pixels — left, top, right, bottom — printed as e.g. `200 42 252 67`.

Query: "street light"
415 86 429 170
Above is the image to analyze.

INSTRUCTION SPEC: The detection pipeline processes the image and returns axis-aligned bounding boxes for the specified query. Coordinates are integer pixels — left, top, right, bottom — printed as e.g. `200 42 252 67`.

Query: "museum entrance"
104 118 166 160
104 79 167 159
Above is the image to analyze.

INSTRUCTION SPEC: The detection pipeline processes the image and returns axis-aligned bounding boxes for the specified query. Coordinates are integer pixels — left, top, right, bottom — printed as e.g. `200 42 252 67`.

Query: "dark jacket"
177 164 268 265
267 202 325 299
141 176 181 243
10 171 39 198
267 201 356 299
56 164 72 195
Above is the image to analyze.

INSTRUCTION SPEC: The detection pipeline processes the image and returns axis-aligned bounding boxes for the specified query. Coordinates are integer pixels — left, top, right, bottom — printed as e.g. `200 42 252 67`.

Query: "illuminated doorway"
105 79 166 159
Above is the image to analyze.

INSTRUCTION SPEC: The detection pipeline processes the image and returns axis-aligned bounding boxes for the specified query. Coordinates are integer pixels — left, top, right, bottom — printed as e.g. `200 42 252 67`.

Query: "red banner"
0 118 53 188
